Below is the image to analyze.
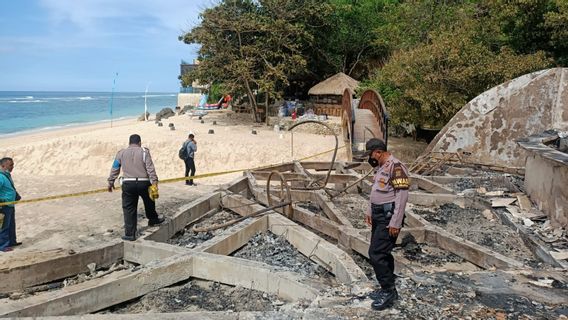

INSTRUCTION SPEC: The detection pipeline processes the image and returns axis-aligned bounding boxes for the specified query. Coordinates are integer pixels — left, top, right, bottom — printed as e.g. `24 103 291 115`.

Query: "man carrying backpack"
181 133 197 186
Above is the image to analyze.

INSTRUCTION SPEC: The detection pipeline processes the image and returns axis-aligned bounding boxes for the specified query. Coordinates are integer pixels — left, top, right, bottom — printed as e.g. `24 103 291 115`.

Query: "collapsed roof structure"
0 69 566 319
425 68 568 169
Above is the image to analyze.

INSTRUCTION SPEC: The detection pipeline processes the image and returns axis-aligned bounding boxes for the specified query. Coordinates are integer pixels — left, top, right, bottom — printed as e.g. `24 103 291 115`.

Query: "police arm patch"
390 163 410 189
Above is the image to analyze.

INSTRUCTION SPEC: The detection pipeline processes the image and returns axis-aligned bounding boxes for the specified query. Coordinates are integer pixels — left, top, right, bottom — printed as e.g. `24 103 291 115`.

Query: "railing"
179 87 200 94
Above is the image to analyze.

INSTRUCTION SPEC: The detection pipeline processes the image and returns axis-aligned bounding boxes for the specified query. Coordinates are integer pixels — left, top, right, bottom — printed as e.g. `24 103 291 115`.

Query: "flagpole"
109 72 118 128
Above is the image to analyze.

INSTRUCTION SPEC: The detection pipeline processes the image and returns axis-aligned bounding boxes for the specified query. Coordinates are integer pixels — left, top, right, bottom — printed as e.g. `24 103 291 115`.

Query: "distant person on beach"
181 133 197 186
107 134 165 241
0 157 21 251
217 94 232 109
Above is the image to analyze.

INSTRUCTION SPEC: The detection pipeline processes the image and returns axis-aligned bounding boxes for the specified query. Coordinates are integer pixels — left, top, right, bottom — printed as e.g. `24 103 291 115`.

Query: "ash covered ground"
415 204 540 266
332 195 369 229
232 231 334 282
377 272 568 319
397 238 466 267
318 269 567 319
101 280 280 314
168 210 240 248
296 201 323 215
452 173 524 193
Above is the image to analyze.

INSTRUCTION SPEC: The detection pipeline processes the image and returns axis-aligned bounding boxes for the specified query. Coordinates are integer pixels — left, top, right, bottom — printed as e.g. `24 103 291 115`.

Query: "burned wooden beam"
0 243 123 294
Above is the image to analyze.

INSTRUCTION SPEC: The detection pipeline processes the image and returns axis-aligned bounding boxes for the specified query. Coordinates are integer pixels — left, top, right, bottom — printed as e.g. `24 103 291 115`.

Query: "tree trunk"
236 29 260 123
243 78 260 122
265 93 270 126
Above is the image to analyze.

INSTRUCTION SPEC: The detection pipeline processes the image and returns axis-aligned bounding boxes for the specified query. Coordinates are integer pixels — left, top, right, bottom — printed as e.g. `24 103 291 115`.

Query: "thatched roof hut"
308 72 359 96
307 73 359 116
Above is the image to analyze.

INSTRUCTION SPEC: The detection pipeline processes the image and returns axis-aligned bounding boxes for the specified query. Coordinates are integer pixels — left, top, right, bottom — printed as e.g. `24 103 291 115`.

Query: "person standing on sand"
108 134 165 241
0 157 20 252
0 157 22 248
182 133 197 186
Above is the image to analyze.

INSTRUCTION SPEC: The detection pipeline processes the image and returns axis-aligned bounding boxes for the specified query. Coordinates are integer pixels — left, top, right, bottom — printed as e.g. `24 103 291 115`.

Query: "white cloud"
39 0 214 33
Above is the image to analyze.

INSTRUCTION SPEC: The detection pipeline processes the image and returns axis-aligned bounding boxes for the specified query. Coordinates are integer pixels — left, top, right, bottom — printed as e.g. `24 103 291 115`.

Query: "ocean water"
0 91 177 136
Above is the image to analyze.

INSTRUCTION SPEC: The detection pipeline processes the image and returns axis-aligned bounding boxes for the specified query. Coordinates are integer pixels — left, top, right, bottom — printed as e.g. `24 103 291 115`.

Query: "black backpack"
178 141 189 160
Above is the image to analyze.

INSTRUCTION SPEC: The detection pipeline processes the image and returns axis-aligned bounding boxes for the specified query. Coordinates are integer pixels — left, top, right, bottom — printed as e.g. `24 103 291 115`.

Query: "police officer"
364 138 410 310
108 134 164 241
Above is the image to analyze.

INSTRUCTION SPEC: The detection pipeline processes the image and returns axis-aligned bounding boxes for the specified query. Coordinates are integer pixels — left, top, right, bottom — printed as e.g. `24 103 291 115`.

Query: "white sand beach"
0 111 347 260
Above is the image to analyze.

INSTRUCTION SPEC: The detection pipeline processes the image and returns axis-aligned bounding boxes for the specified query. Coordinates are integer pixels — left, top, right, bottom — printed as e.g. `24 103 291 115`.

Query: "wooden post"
291 132 294 158
265 93 270 126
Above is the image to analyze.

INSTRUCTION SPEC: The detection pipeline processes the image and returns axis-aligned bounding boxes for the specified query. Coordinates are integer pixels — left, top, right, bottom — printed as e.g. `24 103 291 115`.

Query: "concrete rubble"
1 69 568 319
1 159 566 319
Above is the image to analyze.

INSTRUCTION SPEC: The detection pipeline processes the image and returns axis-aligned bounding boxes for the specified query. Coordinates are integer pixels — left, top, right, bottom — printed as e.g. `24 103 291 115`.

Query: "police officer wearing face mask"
363 138 410 310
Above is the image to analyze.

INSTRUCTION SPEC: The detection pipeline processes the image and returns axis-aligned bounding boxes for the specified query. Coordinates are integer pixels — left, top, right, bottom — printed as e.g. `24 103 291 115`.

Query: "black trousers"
368 202 398 290
9 207 16 245
184 157 196 185
121 181 159 237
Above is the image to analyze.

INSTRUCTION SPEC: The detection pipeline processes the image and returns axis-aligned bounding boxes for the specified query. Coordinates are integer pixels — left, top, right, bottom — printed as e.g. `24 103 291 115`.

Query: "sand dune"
1 112 343 181
0 111 347 255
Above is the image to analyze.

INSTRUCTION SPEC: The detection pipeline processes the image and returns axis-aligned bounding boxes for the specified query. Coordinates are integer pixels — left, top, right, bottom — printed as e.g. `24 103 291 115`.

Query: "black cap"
363 138 387 156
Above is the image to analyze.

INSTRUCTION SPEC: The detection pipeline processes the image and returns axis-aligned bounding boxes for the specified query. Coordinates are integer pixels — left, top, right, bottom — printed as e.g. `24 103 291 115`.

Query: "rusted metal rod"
193 201 292 233
266 171 293 218
329 168 374 199
288 120 339 190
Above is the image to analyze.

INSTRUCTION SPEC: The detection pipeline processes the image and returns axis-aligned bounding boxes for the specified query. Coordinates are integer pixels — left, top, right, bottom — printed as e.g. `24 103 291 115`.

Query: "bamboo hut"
308 72 359 117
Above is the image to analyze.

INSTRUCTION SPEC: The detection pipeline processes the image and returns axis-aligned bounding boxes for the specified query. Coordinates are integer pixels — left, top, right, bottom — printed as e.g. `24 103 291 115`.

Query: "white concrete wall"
525 154 568 227
177 93 201 108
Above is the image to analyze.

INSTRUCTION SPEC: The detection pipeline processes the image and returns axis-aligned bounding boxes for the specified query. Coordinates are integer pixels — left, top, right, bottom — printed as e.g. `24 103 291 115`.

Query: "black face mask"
368 156 379 167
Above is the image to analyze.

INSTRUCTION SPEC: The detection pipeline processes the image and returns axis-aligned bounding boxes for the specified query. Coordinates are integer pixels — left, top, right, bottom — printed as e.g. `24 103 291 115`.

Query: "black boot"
371 288 398 310
148 217 165 226
368 288 387 300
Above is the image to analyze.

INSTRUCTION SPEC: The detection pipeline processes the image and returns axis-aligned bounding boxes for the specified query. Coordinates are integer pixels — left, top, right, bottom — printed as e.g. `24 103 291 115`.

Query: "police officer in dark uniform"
364 138 410 310
108 134 164 241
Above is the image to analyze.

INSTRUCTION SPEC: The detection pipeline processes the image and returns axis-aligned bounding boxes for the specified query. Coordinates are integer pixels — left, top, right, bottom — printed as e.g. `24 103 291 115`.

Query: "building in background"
178 60 208 108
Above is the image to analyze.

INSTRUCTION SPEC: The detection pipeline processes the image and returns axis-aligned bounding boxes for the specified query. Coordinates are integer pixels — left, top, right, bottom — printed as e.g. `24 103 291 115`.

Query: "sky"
0 0 214 92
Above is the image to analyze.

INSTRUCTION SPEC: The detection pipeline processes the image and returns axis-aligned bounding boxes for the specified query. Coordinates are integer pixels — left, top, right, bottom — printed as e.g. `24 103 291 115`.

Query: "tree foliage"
365 0 555 127
312 0 391 78
367 24 551 127
180 0 327 122
181 0 565 127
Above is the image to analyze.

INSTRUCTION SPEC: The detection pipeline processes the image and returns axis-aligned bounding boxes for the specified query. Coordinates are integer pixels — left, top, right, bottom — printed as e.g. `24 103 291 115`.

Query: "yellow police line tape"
0 145 346 206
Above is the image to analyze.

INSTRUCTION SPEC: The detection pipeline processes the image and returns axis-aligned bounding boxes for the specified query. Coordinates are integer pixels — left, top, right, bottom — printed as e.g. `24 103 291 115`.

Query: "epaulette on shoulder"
390 162 410 190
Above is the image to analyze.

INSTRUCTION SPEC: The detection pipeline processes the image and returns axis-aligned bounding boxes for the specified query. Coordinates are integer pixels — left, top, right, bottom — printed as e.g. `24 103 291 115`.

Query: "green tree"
543 0 568 65
314 0 392 79
365 19 552 127
180 0 326 122
483 0 567 64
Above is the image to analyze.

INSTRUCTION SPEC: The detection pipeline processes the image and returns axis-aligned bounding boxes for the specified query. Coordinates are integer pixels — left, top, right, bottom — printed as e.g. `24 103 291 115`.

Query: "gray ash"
399 240 465 267
168 210 240 248
415 204 539 264
296 202 322 214
349 252 376 281
232 232 332 279
452 174 524 193
332 195 368 229
379 272 566 320
103 280 278 313
453 178 478 192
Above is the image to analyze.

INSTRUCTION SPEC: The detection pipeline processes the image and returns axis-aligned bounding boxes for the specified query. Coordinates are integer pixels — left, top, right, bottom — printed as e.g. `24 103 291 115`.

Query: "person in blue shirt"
0 157 18 252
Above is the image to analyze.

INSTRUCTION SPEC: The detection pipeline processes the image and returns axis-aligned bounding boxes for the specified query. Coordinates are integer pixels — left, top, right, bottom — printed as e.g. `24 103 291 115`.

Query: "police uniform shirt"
369 155 410 229
108 145 158 185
